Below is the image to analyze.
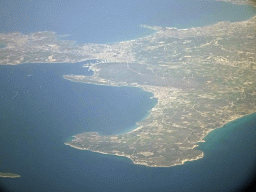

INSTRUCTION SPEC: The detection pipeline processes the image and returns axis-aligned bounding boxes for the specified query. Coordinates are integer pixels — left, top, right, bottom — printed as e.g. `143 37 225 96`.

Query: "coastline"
63 12 256 165
107 25 159 45
64 60 256 167
64 61 256 167
0 1 256 191
65 141 204 168
1 13 256 66
65 112 255 167
1 0 255 169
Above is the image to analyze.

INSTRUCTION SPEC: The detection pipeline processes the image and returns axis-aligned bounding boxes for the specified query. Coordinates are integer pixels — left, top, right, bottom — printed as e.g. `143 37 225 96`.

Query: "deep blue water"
0 63 255 192
0 0 255 43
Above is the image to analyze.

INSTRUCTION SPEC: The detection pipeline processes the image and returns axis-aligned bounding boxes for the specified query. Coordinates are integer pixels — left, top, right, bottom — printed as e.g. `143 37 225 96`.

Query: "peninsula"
0 0 255 167
64 14 256 166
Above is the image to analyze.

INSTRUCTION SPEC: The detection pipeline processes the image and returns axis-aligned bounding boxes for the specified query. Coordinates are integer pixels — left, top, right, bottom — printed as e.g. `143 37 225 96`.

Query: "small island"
0 172 20 178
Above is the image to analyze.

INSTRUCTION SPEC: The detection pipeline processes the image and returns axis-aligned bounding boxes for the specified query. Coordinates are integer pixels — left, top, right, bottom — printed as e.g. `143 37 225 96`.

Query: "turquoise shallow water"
0 63 255 192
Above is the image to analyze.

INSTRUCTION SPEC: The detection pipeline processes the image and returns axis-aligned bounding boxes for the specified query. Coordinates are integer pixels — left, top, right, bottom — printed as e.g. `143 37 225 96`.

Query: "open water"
0 0 256 191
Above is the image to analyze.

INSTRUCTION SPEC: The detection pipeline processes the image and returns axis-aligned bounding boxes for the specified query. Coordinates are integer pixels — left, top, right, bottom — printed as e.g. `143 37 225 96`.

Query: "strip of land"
0 173 20 178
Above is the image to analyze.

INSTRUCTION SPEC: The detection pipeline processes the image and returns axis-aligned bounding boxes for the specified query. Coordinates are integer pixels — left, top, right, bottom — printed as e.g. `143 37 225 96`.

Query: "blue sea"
0 0 256 192
0 0 256 43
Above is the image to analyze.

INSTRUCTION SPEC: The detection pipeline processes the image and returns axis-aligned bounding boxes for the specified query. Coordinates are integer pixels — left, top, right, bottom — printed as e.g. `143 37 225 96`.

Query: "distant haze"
0 0 255 43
